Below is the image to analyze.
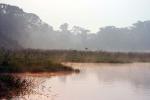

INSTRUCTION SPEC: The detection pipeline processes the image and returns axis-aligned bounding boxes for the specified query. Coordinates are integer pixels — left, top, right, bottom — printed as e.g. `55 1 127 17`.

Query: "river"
15 63 150 100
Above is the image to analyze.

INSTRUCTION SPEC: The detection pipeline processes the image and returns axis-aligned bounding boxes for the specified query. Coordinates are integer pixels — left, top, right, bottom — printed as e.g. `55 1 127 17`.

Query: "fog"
25 21 150 52
0 4 150 52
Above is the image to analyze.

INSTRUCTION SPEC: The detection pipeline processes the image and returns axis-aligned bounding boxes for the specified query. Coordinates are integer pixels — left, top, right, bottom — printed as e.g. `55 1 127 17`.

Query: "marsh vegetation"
0 74 34 99
0 48 80 73
1 48 150 64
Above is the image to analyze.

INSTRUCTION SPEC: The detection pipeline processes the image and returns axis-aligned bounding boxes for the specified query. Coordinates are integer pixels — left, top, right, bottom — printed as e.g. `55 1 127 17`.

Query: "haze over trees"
0 4 150 52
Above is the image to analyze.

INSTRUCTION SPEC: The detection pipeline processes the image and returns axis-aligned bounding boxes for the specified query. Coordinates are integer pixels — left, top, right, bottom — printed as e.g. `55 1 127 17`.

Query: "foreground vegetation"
0 74 33 99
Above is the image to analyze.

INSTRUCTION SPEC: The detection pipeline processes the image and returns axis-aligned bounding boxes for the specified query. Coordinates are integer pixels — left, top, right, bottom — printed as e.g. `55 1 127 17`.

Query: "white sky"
0 0 150 32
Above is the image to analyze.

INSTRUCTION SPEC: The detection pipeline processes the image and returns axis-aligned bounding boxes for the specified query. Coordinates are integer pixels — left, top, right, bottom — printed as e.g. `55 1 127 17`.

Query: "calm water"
18 63 150 100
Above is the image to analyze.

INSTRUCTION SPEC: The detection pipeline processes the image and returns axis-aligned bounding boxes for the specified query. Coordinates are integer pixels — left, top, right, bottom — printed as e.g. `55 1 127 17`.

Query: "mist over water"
15 63 150 100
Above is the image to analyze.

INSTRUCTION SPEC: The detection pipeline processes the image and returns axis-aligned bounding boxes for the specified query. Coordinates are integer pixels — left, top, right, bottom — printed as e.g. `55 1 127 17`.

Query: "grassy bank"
0 48 150 73
0 63 79 73
1 49 150 63
0 59 79 73
0 49 80 73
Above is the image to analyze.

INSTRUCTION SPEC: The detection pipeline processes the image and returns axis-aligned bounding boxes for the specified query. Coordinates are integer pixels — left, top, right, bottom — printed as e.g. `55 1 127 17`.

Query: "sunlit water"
17 63 150 100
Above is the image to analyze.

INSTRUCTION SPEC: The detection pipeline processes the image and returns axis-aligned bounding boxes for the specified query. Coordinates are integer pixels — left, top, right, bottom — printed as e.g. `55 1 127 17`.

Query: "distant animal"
85 48 88 50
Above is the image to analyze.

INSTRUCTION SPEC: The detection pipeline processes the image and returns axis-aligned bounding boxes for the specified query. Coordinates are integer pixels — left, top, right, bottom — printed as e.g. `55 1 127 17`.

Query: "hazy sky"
0 0 150 32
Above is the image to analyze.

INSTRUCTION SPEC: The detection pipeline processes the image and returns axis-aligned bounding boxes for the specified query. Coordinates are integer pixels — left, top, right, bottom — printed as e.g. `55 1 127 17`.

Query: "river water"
18 63 150 100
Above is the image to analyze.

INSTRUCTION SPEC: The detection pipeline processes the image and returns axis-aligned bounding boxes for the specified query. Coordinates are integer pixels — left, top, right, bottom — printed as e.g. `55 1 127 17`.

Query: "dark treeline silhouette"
0 4 150 52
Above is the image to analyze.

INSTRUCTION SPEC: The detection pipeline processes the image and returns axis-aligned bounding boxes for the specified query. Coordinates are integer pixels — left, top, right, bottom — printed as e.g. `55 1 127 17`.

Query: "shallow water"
17 63 150 100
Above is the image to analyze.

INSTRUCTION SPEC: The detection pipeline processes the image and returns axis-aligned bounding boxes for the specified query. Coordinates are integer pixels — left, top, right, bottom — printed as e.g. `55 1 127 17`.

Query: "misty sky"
0 0 150 32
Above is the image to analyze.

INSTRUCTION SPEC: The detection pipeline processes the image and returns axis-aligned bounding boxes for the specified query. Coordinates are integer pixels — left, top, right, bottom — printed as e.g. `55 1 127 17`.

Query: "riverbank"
1 49 150 64
0 48 150 74
0 62 79 73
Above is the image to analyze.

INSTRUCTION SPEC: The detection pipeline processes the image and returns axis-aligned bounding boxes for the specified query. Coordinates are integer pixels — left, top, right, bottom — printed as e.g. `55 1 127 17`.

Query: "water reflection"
50 63 150 100
13 63 150 100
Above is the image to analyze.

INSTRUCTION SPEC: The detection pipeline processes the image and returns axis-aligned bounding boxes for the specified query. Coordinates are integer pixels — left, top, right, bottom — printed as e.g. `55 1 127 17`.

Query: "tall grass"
0 48 150 73
1 48 149 63
0 48 80 73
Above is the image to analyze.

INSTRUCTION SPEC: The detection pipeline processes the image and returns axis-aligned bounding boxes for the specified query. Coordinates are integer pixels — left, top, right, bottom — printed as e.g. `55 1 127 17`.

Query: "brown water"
16 63 150 100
